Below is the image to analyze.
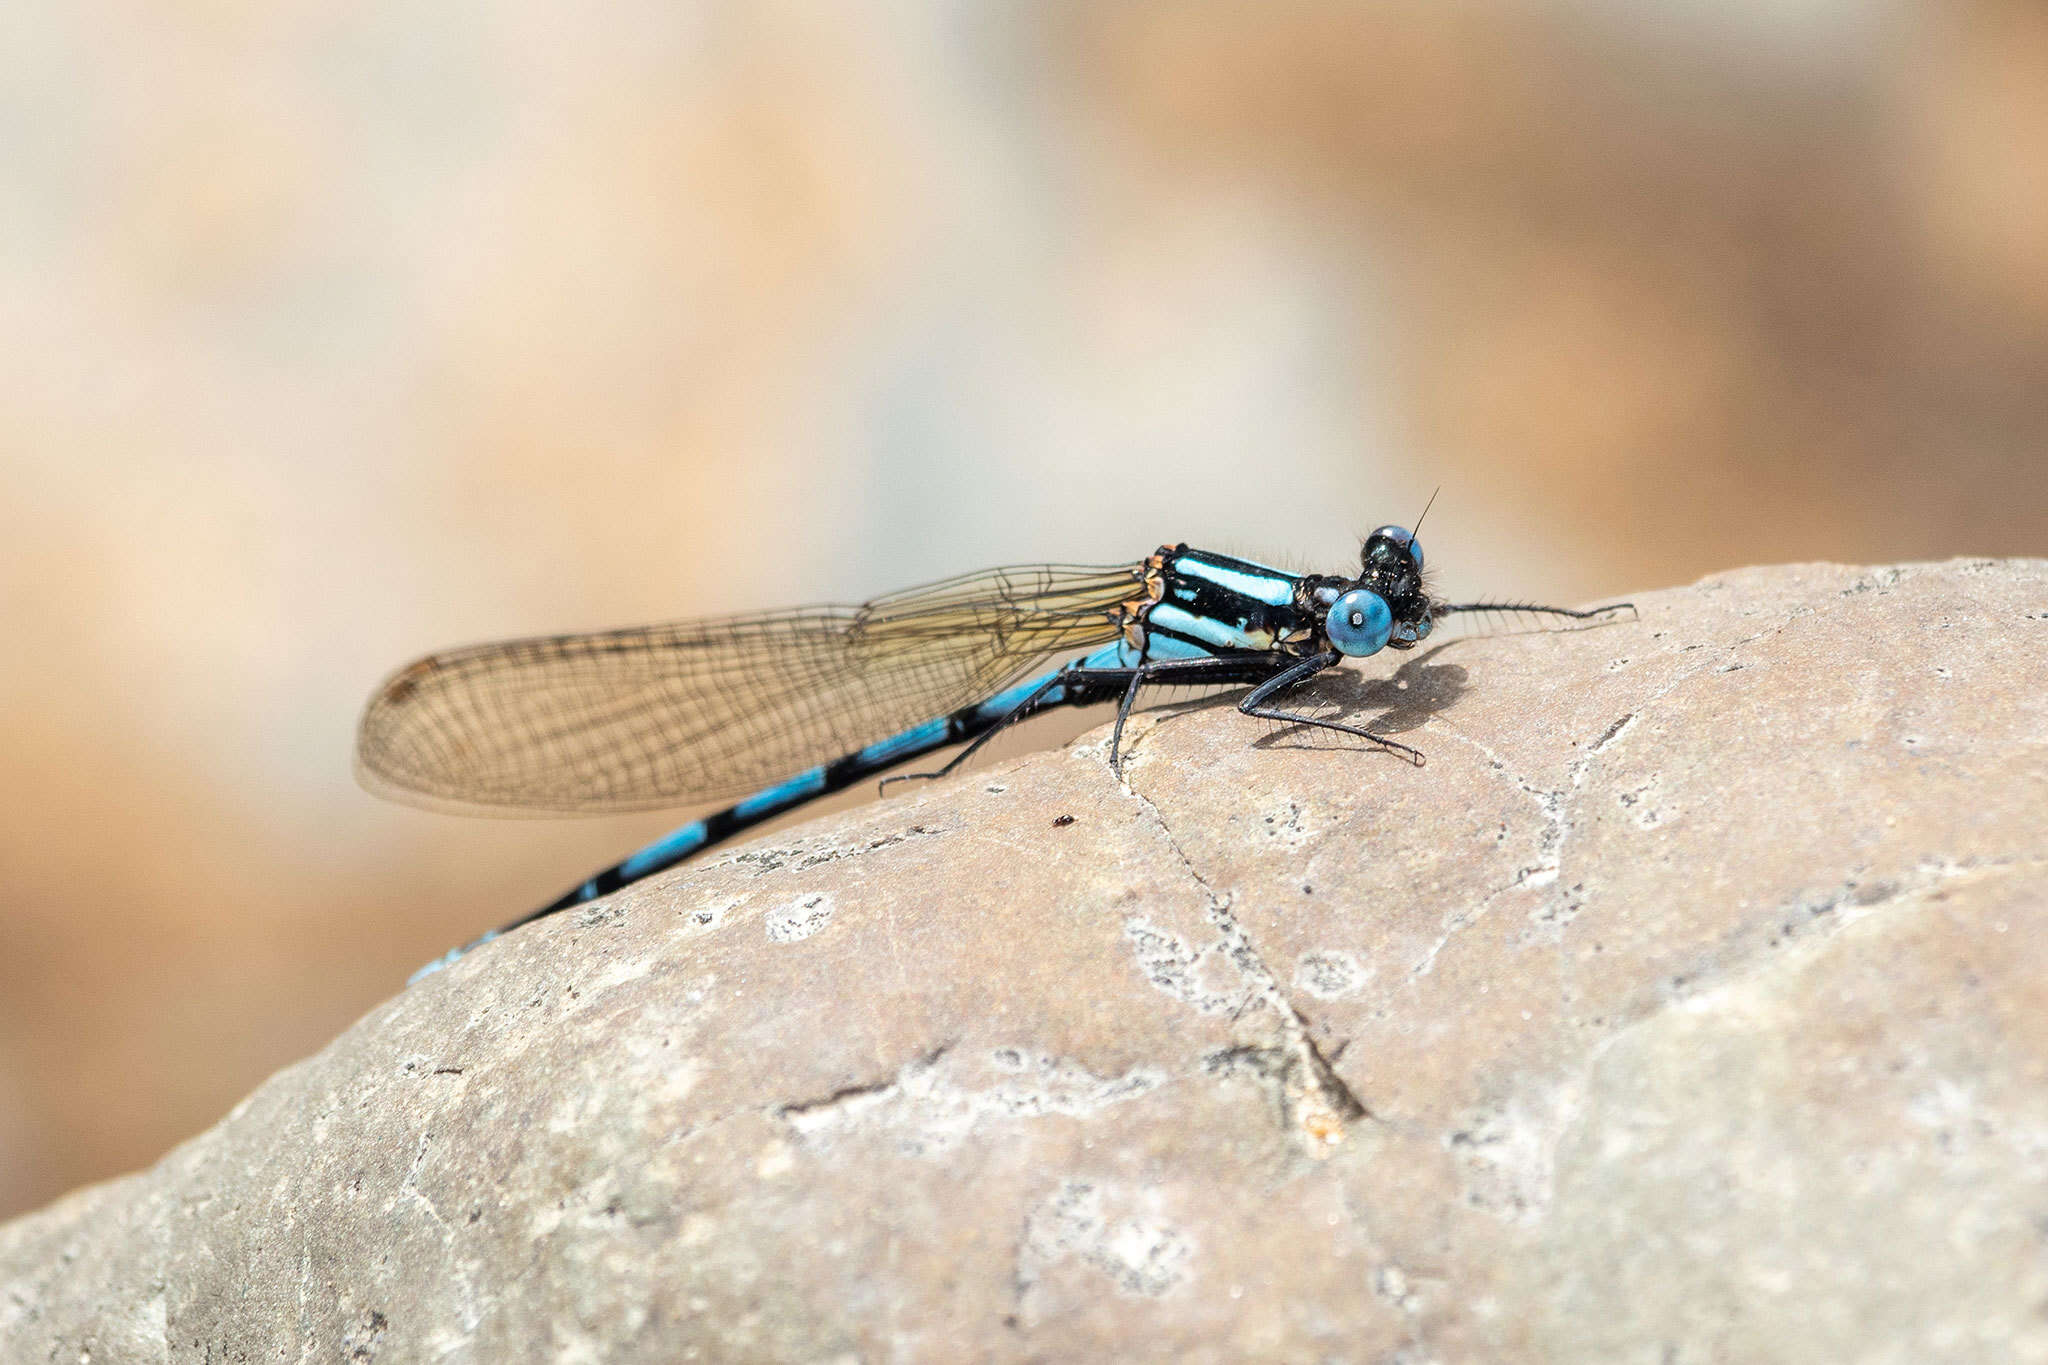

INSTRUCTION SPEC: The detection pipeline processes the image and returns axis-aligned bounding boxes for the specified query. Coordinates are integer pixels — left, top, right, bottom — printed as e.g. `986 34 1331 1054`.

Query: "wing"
356 562 1146 814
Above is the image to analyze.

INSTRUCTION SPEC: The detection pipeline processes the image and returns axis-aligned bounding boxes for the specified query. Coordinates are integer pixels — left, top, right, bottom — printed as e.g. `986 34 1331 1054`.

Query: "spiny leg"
877 667 1080 793
1097 654 1292 775
881 654 1295 789
1434 600 1636 625
1238 651 1426 767
1111 666 1146 771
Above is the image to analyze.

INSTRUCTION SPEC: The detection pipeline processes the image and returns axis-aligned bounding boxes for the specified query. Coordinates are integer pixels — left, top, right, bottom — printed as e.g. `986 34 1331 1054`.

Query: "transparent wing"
357 562 1146 814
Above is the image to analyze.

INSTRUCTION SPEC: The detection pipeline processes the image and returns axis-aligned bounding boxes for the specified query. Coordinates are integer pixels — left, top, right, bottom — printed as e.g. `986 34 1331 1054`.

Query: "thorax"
1134 545 1321 658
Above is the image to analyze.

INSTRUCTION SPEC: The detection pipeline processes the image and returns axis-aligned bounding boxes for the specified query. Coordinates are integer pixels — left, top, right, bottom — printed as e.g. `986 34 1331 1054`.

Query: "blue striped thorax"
1140 527 1433 663
1144 547 1315 657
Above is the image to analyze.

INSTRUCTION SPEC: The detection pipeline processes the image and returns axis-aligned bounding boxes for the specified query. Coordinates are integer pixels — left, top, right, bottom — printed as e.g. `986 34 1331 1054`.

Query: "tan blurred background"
2 0 2044 1220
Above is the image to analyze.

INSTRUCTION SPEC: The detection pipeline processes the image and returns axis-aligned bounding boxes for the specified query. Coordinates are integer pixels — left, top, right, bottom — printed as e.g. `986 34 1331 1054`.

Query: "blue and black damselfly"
358 526 1631 978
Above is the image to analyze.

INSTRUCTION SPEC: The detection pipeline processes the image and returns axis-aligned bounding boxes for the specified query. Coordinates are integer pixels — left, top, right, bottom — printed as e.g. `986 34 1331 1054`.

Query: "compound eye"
1368 524 1423 570
1327 588 1393 657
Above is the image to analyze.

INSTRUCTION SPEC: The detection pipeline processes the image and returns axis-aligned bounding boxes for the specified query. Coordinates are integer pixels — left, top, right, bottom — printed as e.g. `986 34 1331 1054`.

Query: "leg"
884 653 1293 789
1099 655 1288 774
877 667 1079 793
1238 651 1426 767
1108 667 1146 775
1433 600 1636 625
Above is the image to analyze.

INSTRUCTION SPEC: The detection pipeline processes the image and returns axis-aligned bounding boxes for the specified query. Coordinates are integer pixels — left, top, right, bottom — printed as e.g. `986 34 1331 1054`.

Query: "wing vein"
356 563 1145 814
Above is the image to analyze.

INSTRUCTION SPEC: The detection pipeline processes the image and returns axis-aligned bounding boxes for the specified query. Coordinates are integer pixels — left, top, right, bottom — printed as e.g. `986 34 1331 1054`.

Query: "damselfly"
359 526 1631 977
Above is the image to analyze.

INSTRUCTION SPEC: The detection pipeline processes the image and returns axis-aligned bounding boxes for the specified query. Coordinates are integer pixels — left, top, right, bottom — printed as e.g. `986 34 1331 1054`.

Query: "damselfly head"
1314 524 1434 658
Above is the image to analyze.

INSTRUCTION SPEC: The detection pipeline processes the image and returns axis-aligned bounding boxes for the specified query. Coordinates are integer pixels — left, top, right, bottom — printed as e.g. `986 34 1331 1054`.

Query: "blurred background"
2 0 2044 1220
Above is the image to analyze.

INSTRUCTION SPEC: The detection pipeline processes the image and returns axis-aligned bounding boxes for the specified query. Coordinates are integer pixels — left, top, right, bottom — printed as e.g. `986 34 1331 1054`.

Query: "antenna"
1410 486 1440 542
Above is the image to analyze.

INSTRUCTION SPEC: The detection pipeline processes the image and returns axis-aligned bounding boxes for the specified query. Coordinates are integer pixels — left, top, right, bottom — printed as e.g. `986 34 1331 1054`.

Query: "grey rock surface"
5 559 2047 1363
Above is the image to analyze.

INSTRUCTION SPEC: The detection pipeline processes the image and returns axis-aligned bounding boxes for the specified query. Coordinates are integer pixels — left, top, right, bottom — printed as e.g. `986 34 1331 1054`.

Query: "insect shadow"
1251 651 1470 753
1137 644 1471 756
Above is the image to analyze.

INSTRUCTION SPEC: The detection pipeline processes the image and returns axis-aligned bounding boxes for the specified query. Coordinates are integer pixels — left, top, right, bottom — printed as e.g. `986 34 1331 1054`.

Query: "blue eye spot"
1327 588 1392 657
1370 524 1423 569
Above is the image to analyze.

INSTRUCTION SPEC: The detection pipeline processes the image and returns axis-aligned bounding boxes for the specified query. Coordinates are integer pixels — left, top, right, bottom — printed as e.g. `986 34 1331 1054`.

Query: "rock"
4 559 2046 1363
